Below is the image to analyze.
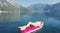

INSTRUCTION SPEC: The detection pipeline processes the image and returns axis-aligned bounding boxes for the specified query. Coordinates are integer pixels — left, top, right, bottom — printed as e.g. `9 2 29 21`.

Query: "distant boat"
18 21 44 33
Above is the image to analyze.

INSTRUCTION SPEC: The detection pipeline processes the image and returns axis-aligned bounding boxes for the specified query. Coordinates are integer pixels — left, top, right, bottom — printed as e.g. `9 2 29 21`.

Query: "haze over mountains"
0 0 60 22
28 3 60 20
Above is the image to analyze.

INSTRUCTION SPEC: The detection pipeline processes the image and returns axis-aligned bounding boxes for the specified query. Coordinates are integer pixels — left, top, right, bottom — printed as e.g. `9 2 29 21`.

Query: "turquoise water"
0 13 60 33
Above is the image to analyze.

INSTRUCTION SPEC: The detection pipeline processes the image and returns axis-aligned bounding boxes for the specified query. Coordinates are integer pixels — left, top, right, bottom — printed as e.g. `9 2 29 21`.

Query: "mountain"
28 3 50 13
6 0 20 7
0 0 20 22
46 3 60 19
28 3 60 20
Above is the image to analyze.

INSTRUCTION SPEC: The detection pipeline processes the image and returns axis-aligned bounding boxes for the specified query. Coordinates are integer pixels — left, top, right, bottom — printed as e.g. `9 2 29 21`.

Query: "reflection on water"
0 13 60 33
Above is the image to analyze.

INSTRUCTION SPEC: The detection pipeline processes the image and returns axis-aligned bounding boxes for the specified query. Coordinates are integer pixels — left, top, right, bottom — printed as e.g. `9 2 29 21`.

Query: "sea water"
0 13 60 33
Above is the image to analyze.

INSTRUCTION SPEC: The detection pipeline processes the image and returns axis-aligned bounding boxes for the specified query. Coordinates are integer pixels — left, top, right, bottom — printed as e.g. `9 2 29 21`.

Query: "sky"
16 0 60 7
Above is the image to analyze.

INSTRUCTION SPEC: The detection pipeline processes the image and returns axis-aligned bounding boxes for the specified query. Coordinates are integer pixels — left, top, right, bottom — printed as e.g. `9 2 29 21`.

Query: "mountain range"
28 3 60 20
0 0 60 22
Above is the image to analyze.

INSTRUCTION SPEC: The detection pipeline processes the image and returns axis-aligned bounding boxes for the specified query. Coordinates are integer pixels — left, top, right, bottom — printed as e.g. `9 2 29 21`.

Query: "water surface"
0 13 60 33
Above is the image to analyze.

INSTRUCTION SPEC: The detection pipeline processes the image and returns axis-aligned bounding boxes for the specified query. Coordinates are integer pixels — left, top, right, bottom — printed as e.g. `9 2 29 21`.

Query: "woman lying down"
18 21 44 33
